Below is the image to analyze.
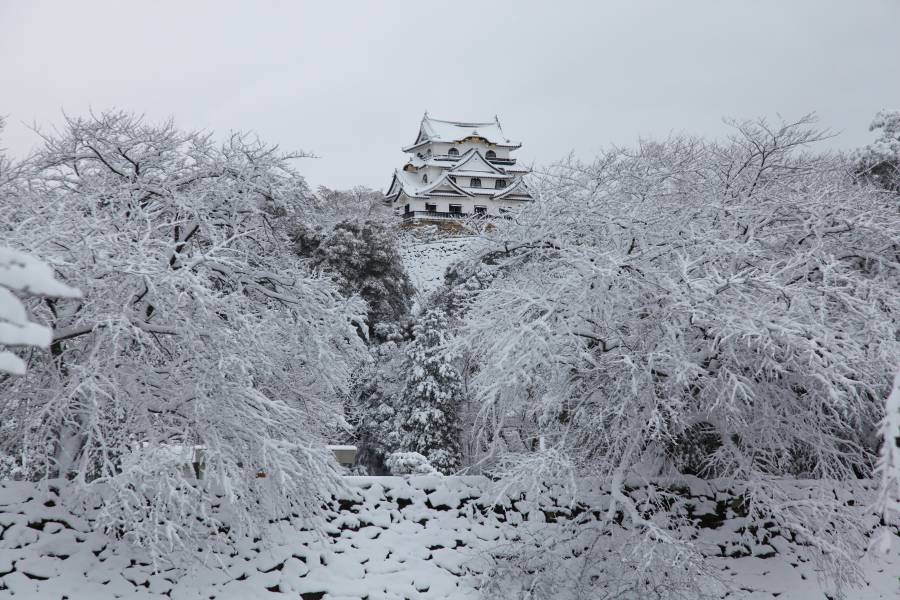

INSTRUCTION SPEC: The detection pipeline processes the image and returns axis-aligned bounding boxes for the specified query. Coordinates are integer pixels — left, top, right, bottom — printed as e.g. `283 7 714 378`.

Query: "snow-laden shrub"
385 451 438 475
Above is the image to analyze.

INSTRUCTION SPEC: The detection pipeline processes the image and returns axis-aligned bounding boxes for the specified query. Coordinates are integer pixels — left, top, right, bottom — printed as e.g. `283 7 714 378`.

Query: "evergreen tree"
349 336 406 474
855 109 900 192
395 309 462 473
293 217 415 339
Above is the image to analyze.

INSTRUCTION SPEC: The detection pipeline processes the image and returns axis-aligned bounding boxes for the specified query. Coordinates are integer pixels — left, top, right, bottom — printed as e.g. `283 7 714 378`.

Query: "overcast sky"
2 1 898 190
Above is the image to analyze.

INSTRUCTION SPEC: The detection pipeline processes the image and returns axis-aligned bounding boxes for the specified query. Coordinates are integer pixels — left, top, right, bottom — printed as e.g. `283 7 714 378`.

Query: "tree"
855 110 900 192
312 185 392 228
0 111 367 558
293 217 415 339
395 309 462 474
291 196 416 472
874 370 900 555
447 115 900 594
0 246 82 480
347 335 406 474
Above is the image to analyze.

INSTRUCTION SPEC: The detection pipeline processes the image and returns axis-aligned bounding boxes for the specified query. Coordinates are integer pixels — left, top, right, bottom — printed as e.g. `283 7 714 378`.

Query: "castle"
386 114 532 221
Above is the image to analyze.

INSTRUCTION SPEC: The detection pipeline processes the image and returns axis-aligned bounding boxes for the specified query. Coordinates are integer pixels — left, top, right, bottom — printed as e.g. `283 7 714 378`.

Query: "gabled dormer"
448 149 507 176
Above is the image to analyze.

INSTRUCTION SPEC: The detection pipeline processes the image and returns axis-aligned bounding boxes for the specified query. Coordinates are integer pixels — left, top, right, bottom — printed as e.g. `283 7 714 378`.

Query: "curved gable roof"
404 114 522 150
448 148 506 175
421 172 473 197
389 169 478 199
493 177 532 200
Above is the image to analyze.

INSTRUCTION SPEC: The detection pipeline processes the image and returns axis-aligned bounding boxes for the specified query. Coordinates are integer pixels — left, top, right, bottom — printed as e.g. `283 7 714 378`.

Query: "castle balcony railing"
427 154 516 166
402 210 509 221
403 210 468 220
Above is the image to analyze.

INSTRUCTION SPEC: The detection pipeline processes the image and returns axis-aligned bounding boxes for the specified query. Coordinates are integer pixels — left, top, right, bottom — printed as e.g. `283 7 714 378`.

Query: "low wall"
0 477 896 599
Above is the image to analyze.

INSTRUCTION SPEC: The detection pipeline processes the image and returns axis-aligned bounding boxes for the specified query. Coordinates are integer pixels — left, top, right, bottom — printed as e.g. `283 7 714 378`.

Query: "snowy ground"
0 477 896 599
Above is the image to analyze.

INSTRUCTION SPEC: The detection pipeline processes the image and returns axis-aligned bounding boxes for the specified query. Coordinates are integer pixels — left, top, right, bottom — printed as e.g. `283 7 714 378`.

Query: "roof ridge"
424 116 497 127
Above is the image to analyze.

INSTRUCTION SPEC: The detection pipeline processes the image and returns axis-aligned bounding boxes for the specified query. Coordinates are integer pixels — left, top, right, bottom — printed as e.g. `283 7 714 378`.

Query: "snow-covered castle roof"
402 115 521 151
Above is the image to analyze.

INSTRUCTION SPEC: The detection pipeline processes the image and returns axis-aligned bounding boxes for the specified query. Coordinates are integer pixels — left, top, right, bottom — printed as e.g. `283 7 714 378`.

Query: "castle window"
470 177 482 188
474 206 487 215
448 148 459 156
486 150 497 159
448 204 462 214
422 173 428 183
425 203 437 212
495 179 506 189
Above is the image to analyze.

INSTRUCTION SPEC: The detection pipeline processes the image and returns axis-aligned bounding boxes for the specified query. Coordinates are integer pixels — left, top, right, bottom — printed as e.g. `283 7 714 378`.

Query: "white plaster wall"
407 196 527 216
392 189 528 218
413 167 513 190
418 141 514 160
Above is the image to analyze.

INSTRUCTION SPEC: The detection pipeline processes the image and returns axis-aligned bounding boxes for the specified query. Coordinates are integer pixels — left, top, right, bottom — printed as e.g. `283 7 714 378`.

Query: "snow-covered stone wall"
400 236 478 299
0 477 897 599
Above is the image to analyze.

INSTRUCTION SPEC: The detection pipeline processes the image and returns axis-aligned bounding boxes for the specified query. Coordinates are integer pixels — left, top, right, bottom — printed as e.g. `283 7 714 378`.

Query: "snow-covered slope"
0 477 896 599
400 236 478 298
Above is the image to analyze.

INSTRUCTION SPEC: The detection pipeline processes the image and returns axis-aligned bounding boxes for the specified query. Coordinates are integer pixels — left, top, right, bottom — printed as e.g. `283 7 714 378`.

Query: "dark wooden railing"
427 154 517 166
403 210 467 220
403 210 503 220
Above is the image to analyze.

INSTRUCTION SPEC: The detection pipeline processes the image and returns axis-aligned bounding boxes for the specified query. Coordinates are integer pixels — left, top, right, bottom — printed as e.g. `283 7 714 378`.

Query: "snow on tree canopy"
445 115 900 594
0 111 368 558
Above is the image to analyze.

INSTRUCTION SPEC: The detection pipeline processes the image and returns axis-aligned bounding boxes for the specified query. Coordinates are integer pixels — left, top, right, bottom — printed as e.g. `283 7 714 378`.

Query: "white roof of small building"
403 115 521 151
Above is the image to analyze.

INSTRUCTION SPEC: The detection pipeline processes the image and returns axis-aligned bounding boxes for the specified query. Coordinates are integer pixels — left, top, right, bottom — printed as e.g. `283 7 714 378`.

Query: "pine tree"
293 217 415 339
395 309 462 473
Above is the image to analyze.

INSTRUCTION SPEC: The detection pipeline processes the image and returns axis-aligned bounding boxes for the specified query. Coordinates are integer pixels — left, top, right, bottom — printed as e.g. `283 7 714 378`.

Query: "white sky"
2 0 898 191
